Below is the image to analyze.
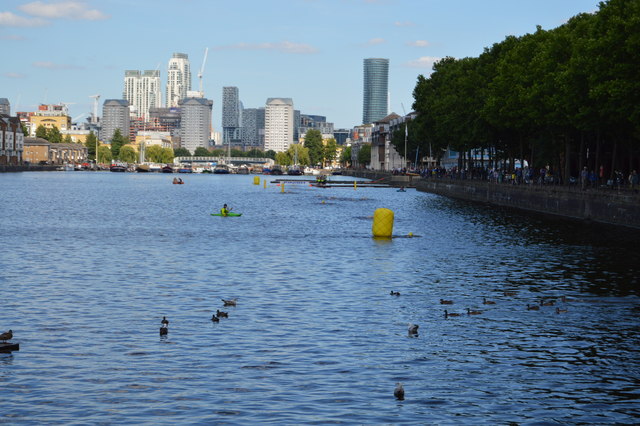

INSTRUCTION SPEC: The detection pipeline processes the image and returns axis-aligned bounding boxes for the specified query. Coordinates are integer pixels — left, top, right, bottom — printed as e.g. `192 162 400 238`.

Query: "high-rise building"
179 97 212 154
362 58 389 125
101 99 130 143
264 98 294 153
166 53 191 108
123 70 162 121
241 107 265 148
0 98 10 116
222 87 243 147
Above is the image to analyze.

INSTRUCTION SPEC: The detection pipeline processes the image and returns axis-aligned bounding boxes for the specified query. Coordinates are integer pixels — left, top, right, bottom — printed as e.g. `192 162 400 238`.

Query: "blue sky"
1 0 599 130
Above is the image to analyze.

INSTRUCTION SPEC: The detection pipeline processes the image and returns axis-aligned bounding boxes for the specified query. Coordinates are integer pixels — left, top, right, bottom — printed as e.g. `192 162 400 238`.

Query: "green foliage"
119 145 137 163
341 146 352 166
20 123 28 136
194 147 211 156
323 139 337 166
210 149 225 156
174 147 191 157
358 144 371 166
145 145 173 163
85 131 98 160
110 128 127 159
303 129 324 166
47 126 62 143
285 144 310 166
265 150 276 160
97 145 112 164
35 125 48 140
63 134 72 144
275 152 291 166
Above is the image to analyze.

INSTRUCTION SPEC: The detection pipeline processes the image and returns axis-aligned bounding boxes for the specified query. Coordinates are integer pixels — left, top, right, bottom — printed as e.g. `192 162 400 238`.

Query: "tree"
110 128 127 159
286 143 310 165
194 147 210 156
146 145 164 163
97 145 112 164
35 125 48 140
265 150 276 160
341 146 352 167
63 134 72 144
47 126 62 143
21 123 28 136
85 131 98 160
174 147 191 157
358 144 371 167
160 147 174 163
323 138 337 167
275 151 290 166
304 129 324 165
119 145 137 163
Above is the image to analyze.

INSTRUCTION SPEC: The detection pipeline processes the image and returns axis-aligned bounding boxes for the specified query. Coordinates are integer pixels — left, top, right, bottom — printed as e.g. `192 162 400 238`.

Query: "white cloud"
213 41 318 54
3 72 26 78
407 40 429 47
33 61 81 70
405 56 441 69
366 38 385 45
0 11 48 27
19 1 109 20
394 21 415 27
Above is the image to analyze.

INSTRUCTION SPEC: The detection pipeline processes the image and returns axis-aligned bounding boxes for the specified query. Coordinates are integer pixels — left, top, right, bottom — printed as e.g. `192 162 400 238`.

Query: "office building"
123 70 162 120
241 107 265 148
264 98 294 152
0 98 10 116
166 53 191 108
179 97 212 153
222 87 243 146
101 99 130 143
362 58 389 124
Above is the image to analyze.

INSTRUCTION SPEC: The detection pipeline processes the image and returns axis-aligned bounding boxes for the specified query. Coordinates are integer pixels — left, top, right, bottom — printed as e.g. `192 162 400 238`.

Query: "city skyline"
1 0 599 129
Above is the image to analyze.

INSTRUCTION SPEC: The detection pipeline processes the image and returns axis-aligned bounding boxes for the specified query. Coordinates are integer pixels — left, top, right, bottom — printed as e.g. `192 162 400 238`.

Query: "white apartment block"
123 70 162 120
264 98 293 152
166 53 191 108
179 97 213 154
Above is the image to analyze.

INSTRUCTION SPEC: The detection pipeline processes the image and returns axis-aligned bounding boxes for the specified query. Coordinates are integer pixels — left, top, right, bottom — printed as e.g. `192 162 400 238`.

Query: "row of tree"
398 0 638 182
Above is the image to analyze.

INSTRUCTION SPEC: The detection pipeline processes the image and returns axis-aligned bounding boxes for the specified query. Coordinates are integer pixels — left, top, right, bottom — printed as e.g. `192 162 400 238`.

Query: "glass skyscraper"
362 58 389 125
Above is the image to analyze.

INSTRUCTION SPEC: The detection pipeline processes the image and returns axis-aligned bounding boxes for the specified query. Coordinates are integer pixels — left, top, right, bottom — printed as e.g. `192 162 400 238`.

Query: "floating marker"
253 176 260 185
354 181 357 190
372 208 394 238
281 182 285 193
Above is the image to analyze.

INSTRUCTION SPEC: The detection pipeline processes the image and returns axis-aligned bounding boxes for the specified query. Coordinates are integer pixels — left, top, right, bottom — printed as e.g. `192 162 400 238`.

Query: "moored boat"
161 165 174 173
213 164 230 174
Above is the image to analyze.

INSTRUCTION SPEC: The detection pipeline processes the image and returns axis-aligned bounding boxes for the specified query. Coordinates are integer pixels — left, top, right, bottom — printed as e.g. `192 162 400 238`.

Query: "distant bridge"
173 156 274 166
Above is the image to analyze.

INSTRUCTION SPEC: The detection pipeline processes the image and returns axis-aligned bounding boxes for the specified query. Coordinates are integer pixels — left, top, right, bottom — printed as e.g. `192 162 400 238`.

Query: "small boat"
270 166 283 175
287 166 302 175
161 165 174 173
110 164 127 172
136 164 151 172
213 164 231 174
236 165 250 174
177 167 193 173
211 212 242 217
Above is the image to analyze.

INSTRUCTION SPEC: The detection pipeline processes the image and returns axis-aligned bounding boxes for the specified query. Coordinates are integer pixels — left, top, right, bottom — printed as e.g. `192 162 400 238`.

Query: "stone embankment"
343 170 640 230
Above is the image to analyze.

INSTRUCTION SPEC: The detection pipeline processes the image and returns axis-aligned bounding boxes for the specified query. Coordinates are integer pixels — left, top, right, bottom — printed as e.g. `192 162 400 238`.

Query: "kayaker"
220 204 232 216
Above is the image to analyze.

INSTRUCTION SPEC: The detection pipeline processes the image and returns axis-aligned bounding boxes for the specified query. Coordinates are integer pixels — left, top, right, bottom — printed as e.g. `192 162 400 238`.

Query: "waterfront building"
241 107 265 149
370 113 402 171
101 99 130 143
333 129 350 145
0 114 24 165
222 87 243 147
166 53 191 108
123 70 162 120
298 114 335 141
28 104 71 137
264 98 294 153
179 97 213 154
362 58 389 125
0 98 10 115
22 137 87 165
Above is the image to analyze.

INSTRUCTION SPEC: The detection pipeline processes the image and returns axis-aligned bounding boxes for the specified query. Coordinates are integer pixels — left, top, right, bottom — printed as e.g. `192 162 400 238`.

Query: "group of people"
172 177 184 184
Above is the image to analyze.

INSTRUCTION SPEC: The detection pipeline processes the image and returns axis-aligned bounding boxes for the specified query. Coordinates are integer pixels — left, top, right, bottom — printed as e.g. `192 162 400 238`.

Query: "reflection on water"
0 172 638 423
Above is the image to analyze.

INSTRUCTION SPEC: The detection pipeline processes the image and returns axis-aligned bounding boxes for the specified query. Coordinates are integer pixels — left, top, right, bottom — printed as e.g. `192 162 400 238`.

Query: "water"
1 172 639 424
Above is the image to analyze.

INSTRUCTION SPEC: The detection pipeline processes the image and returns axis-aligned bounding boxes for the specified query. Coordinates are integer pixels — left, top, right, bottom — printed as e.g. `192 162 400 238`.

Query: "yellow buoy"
253 176 260 185
372 208 394 238
264 179 267 188
354 181 357 190
281 182 285 193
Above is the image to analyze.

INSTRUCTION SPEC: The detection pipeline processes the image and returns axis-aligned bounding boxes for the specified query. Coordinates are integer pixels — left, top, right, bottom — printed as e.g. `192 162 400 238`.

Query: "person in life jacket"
220 204 231 216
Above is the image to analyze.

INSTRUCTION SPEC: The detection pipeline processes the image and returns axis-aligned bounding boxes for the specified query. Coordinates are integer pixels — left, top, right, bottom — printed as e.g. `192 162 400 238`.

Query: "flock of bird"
159 298 237 335
390 290 573 400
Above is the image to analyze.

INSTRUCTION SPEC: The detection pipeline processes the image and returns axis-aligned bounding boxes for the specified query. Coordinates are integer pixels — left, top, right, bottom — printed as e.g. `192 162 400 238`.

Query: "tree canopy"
110 128 127 160
174 147 191 157
85 131 98 160
304 129 324 166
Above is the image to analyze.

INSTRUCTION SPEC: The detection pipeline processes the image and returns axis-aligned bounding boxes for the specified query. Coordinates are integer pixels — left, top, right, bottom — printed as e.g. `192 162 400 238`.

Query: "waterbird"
390 291 401 296
483 297 496 305
444 310 462 318
540 299 556 306
394 383 405 400
216 310 229 318
222 298 237 307
440 299 453 305
159 325 168 336
211 314 220 322
467 308 482 315
556 307 568 314
527 304 540 311
0 330 12 342
408 324 419 335
161 316 169 326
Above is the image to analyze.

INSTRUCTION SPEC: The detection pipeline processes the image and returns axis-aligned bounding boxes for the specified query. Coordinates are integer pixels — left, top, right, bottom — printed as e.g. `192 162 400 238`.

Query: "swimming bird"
527 304 540 311
540 299 555 306
556 307 568 314
159 324 168 336
408 324 419 335
444 310 462 318
222 298 237 307
390 291 401 296
211 314 220 322
216 310 229 318
161 316 169 326
394 382 405 400
467 308 482 315
440 299 453 305
0 330 12 342
483 297 496 305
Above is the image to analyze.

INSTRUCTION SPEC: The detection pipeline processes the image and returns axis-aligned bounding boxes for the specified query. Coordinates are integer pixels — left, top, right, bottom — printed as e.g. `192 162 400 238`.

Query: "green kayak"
211 212 242 217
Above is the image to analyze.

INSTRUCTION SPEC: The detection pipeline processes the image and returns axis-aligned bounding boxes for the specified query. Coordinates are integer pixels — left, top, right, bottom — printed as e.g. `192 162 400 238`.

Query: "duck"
161 316 169 326
527 304 540 311
216 309 229 318
211 314 220 322
444 310 462 318
467 308 482 315
540 299 555 306
483 297 496 305
394 382 405 400
407 324 419 335
440 299 453 305
390 291 401 296
222 298 237 307
556 307 568 314
159 325 168 336
503 291 516 297
0 330 12 342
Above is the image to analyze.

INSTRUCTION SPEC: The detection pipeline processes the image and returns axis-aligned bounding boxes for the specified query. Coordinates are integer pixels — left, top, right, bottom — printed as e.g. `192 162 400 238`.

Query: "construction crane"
198 47 209 97
89 94 100 125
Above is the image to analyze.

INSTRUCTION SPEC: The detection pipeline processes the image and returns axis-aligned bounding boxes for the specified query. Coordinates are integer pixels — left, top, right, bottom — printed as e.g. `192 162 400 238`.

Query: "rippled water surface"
1 172 639 424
